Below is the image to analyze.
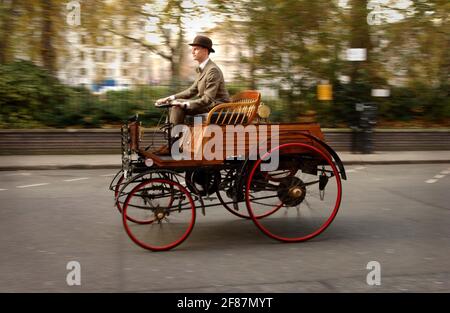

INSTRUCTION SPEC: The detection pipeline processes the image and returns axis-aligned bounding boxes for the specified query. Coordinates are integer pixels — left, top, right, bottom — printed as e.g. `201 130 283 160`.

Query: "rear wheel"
122 178 196 251
217 167 284 219
246 142 342 242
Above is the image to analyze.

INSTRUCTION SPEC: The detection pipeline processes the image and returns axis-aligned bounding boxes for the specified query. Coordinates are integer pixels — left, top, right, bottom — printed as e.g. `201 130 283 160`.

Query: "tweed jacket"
174 59 230 110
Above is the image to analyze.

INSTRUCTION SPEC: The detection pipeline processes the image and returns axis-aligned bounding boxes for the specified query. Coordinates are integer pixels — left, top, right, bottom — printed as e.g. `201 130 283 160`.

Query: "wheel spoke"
246 143 342 243
122 178 196 251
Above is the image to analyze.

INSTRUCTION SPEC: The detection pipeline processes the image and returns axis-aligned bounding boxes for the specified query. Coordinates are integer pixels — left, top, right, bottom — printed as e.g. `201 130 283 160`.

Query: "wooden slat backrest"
205 90 261 126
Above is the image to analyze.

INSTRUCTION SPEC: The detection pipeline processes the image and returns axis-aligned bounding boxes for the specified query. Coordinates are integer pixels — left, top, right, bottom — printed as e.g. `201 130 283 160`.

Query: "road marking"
64 177 89 182
16 183 50 188
346 166 368 174
0 189 8 191
4 172 32 177
100 174 116 177
425 168 449 184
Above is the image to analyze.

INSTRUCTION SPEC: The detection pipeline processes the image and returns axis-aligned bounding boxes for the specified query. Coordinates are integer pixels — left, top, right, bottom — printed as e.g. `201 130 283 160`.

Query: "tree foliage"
0 60 69 127
0 0 448 127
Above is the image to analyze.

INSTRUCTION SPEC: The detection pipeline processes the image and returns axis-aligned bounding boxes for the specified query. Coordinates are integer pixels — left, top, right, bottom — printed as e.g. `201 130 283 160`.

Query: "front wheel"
122 178 196 251
246 142 342 243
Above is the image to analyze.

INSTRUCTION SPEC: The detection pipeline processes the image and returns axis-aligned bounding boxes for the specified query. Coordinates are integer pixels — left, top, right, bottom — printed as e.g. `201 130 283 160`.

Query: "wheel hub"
277 176 306 206
154 207 167 221
289 186 304 198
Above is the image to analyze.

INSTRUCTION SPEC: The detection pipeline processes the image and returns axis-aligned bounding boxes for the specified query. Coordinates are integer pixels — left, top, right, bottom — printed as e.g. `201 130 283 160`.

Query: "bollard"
352 103 377 154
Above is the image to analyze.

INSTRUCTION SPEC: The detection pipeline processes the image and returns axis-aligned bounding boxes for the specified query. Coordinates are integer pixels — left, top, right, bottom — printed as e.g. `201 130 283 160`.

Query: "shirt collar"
199 58 210 71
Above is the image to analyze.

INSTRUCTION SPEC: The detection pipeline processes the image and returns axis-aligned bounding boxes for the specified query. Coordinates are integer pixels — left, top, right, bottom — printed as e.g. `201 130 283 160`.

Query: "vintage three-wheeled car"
110 90 347 251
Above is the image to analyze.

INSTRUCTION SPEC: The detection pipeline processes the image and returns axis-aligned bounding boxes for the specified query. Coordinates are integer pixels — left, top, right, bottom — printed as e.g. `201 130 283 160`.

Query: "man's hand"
155 96 171 106
155 95 177 106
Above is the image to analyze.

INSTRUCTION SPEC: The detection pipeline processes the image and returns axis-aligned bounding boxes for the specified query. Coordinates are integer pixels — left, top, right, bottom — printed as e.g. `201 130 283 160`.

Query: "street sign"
346 48 367 61
371 89 390 97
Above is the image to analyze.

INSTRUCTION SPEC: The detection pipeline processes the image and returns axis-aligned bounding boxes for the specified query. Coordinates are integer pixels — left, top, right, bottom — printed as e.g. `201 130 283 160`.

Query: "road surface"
0 164 449 292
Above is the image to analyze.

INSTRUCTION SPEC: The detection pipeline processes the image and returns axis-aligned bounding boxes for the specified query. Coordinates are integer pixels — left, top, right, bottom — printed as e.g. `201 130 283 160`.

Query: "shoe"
152 145 170 155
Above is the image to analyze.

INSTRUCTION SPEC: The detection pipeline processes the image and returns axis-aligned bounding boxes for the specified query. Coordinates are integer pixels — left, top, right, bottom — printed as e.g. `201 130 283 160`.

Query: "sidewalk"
0 151 450 171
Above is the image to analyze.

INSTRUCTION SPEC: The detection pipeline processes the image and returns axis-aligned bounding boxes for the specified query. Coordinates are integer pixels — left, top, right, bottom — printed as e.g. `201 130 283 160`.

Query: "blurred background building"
0 0 448 128
60 29 172 91
58 21 250 92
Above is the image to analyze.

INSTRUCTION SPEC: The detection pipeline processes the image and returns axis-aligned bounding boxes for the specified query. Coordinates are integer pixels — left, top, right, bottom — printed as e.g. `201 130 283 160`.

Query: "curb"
1 160 449 171
0 165 121 171
342 160 450 165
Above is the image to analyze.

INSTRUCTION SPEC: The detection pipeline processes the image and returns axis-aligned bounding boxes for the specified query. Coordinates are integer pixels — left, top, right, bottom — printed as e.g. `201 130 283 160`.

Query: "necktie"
196 67 202 74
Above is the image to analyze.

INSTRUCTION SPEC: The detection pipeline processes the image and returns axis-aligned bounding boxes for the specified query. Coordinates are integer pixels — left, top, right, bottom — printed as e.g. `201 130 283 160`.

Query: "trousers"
169 104 211 125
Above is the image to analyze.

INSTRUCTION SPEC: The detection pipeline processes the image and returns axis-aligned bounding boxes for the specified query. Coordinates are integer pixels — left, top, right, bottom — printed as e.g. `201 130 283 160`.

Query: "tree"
0 0 17 64
364 0 450 120
100 0 205 92
40 0 57 75
0 0 68 74
211 0 343 115
349 0 372 84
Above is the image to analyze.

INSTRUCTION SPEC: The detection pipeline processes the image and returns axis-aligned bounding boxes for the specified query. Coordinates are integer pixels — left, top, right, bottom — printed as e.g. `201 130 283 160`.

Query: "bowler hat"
188 35 215 53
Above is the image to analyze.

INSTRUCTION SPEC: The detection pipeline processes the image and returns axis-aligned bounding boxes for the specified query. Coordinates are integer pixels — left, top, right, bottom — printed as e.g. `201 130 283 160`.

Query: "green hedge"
0 61 178 128
0 61 448 128
0 60 69 128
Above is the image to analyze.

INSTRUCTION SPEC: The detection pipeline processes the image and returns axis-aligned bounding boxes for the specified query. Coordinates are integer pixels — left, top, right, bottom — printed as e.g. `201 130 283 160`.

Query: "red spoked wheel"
115 173 157 224
110 169 125 209
246 143 342 242
114 173 125 211
122 178 196 251
115 171 179 224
